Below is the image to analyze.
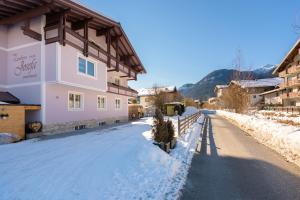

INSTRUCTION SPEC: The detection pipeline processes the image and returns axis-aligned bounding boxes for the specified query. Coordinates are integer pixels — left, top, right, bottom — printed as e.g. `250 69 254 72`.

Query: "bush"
153 109 175 143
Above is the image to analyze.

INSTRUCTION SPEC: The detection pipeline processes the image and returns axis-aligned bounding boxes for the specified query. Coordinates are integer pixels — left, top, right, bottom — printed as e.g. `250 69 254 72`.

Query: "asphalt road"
180 112 300 200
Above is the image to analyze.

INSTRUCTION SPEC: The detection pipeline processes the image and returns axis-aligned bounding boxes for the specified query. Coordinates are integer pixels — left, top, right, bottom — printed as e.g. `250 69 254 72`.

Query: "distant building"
137 86 178 116
229 78 283 107
214 85 228 98
268 39 300 107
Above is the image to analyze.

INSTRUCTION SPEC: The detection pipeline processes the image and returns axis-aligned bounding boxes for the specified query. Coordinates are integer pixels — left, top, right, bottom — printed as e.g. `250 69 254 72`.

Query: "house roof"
0 0 146 74
273 39 300 74
230 78 283 88
0 92 20 104
138 86 177 96
260 88 284 96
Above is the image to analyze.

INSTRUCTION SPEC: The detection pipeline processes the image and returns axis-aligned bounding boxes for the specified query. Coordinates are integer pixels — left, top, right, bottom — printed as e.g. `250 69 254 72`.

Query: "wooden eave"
273 39 300 75
0 0 146 74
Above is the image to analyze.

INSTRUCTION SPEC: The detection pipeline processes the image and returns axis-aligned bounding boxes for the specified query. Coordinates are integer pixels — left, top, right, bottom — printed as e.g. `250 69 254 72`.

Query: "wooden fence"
178 111 201 136
264 106 300 114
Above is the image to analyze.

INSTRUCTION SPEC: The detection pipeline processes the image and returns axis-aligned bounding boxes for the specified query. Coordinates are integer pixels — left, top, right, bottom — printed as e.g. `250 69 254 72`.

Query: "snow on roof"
232 78 283 88
138 86 176 96
215 85 228 89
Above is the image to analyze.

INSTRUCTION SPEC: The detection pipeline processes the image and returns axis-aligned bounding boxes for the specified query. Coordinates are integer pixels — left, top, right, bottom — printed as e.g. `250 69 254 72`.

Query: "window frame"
97 95 107 111
68 91 84 111
77 54 97 79
115 98 121 110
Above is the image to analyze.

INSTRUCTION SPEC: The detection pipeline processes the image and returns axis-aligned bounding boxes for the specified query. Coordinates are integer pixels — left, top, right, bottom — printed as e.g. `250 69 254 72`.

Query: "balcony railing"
279 79 300 88
279 64 300 77
282 92 300 99
107 82 138 97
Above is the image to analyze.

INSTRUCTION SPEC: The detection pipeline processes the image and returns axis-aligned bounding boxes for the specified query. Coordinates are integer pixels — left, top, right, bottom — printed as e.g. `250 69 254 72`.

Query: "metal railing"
177 111 201 136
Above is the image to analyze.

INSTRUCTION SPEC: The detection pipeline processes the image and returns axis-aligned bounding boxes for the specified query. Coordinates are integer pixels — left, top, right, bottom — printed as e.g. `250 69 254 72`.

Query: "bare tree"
220 49 251 113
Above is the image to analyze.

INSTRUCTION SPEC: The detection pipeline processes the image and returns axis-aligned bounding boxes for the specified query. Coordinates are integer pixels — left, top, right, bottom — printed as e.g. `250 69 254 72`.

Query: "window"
253 95 256 99
78 57 86 73
97 96 106 110
115 98 121 110
87 61 95 76
69 92 83 111
115 78 120 85
145 97 149 102
78 56 96 77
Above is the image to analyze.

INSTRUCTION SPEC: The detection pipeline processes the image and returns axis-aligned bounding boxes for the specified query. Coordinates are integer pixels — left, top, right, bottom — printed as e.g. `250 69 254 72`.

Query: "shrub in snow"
153 109 175 144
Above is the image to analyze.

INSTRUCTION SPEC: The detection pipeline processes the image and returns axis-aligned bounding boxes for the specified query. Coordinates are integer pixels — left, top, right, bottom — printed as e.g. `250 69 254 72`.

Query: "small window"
115 98 121 110
115 78 120 85
78 57 96 77
78 57 86 74
87 61 95 76
69 92 83 111
145 97 149 102
253 95 256 99
97 96 106 110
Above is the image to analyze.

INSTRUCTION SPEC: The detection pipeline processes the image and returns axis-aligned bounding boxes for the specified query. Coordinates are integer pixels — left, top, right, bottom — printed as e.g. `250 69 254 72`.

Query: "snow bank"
0 116 204 200
217 110 300 167
0 133 20 144
182 106 199 117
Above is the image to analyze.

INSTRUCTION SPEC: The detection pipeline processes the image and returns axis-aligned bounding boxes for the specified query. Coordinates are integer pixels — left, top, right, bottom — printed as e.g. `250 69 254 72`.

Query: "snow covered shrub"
152 109 175 143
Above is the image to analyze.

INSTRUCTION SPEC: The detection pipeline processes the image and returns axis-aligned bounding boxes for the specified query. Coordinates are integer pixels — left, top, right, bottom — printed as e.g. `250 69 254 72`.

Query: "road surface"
180 111 300 200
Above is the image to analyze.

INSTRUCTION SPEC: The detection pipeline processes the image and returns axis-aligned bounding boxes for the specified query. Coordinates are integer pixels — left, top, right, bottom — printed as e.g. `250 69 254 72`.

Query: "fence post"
178 116 180 136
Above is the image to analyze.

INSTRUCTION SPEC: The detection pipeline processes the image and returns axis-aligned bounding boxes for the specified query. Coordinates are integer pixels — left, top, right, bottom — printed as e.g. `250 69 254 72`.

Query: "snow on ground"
0 115 204 200
253 110 300 126
0 133 20 144
217 110 300 167
182 106 199 117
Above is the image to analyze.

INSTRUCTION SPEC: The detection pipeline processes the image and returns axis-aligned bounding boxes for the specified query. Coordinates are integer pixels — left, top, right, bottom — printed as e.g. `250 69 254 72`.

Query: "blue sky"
83 0 300 89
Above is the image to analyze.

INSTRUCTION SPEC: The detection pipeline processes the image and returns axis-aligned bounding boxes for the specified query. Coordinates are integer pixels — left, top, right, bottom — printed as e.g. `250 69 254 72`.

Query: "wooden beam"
106 31 111 68
96 27 111 36
0 3 52 25
115 37 119 72
58 12 66 45
21 19 42 41
71 18 93 31
83 19 89 57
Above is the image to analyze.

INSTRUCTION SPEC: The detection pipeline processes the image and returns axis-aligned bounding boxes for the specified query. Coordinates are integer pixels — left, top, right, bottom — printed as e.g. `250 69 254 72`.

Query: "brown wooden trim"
65 40 84 52
21 20 42 41
0 3 51 25
115 37 120 72
83 19 89 56
106 31 111 68
45 36 59 44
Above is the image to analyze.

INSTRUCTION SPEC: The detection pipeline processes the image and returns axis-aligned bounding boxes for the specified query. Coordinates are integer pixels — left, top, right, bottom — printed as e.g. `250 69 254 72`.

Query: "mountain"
179 64 276 101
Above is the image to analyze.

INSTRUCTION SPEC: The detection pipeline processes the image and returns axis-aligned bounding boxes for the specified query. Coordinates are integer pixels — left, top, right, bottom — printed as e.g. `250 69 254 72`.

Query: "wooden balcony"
279 64 300 77
282 92 300 99
279 79 300 88
107 82 138 97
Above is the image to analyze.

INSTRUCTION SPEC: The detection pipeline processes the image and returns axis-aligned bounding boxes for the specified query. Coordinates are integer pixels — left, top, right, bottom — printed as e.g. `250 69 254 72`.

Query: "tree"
220 49 252 113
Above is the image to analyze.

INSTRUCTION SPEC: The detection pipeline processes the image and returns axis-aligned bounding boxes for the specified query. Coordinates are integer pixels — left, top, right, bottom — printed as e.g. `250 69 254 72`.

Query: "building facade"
0 0 146 135
229 78 282 107
272 39 300 106
137 86 178 116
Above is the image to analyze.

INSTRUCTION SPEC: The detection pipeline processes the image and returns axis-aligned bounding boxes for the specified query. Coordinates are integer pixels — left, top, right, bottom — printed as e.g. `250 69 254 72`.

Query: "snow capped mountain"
253 64 276 74
179 64 277 101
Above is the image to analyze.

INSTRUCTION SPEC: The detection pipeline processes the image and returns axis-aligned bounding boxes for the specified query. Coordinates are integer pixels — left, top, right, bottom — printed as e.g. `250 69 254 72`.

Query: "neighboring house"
271 39 300 106
214 85 228 98
137 86 178 116
208 97 220 105
229 78 283 106
0 0 146 134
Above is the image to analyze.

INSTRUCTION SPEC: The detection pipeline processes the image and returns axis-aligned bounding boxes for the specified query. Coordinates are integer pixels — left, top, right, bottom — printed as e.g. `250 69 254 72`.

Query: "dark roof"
0 92 20 104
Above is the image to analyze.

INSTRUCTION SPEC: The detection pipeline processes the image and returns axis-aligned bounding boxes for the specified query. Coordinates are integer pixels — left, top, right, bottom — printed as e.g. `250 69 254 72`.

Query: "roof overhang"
273 39 300 75
0 0 146 74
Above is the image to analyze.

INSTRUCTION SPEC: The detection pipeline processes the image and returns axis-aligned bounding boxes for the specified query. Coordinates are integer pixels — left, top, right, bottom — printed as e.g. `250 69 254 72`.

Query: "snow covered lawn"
0 115 204 200
217 110 300 167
